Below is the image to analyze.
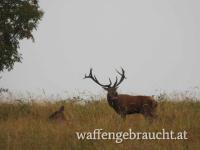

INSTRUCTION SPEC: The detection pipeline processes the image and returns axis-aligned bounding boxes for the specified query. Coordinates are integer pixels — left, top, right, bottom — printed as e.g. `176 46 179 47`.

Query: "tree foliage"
0 0 43 72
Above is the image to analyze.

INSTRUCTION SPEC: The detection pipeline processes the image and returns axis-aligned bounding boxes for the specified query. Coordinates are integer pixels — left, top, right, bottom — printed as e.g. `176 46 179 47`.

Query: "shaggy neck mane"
107 93 121 113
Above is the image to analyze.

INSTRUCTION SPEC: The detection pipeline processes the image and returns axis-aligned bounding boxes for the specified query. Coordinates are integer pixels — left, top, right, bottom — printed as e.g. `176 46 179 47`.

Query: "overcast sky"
1 0 200 97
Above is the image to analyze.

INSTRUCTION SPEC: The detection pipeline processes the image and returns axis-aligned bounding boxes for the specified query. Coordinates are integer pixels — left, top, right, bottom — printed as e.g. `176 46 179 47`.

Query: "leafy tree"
0 0 43 72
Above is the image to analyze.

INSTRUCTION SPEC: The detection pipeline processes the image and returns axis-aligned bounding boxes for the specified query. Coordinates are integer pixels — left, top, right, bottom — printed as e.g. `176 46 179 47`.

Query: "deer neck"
107 93 118 105
107 93 122 113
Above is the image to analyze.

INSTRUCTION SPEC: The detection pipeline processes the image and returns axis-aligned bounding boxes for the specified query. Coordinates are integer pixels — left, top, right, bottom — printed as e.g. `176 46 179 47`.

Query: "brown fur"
49 106 66 121
107 93 157 119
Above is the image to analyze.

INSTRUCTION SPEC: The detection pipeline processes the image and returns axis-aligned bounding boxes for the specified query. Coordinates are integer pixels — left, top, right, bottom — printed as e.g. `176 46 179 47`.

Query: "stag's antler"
113 68 126 87
84 68 112 88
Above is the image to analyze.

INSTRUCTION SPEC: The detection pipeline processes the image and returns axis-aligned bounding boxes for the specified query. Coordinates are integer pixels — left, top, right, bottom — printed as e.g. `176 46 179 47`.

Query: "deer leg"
142 108 157 123
142 105 153 118
151 107 158 118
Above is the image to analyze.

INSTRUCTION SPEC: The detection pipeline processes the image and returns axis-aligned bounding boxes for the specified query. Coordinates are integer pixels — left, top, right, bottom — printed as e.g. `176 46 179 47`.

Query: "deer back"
117 95 157 112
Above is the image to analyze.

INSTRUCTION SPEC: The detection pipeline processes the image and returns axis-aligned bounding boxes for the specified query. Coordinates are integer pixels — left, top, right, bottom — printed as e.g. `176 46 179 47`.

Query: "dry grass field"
0 95 199 150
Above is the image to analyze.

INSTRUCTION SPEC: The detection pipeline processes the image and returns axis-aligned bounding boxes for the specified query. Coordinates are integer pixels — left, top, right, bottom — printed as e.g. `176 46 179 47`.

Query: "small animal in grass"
49 105 66 121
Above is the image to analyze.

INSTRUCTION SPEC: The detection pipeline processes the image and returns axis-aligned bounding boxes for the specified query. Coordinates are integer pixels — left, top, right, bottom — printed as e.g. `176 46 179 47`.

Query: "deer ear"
103 87 108 91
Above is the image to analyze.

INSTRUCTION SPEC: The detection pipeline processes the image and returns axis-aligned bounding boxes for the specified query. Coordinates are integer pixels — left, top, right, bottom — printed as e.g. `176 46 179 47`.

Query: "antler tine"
108 78 112 87
113 76 118 87
84 68 93 79
114 67 126 87
116 68 126 77
84 73 88 79
89 68 93 76
93 75 98 82
84 68 112 87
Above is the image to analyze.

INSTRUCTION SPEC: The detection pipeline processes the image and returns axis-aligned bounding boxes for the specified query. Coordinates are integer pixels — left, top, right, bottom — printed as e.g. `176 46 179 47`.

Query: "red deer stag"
84 68 157 120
